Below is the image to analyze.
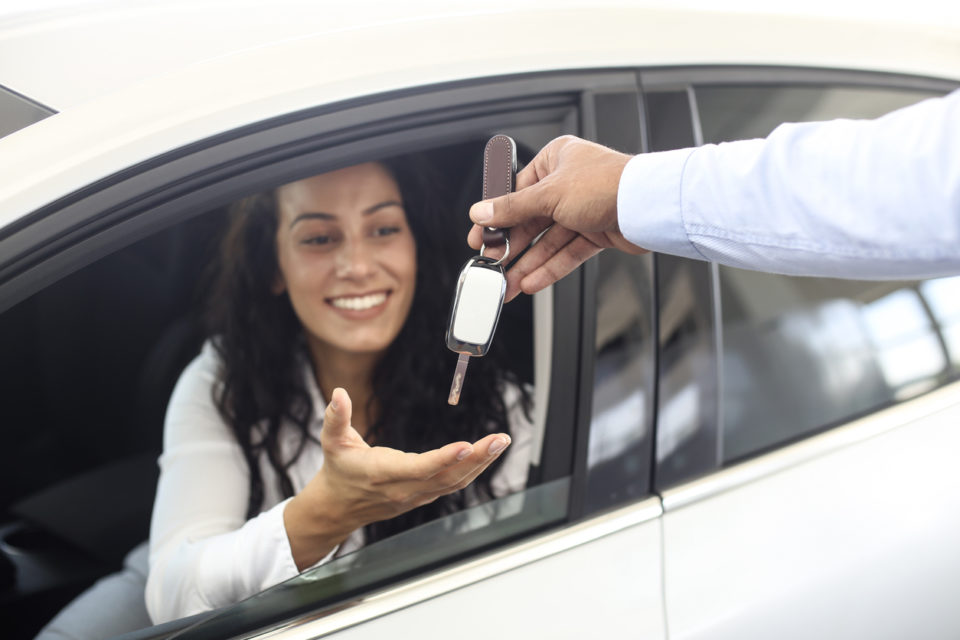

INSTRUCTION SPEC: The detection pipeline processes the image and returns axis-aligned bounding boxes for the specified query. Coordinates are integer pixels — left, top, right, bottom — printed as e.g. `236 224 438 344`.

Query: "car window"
694 85 943 144
693 83 959 463
587 251 656 510
579 87 657 513
1 70 623 638
0 84 54 139
720 272 960 462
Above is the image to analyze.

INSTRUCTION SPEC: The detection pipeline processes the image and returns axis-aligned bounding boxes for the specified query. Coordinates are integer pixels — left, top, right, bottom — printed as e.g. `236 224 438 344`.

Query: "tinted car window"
0 84 54 139
691 83 956 463
694 85 942 144
720 272 958 462
587 251 655 511
921 276 960 369
655 256 719 486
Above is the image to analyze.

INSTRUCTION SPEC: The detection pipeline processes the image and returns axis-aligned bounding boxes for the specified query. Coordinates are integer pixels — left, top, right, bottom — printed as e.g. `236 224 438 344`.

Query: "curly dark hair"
205 154 530 545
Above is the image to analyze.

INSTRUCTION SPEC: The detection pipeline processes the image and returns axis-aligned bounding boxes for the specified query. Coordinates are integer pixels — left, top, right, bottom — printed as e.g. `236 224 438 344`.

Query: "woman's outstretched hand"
284 387 510 570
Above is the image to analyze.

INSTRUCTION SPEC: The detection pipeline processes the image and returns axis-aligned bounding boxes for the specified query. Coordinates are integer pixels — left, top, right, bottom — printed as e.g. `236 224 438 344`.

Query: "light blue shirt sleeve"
617 89 960 279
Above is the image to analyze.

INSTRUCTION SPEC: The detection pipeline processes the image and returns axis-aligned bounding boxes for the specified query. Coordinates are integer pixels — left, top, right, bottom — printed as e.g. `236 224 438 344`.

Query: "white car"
2 2 960 639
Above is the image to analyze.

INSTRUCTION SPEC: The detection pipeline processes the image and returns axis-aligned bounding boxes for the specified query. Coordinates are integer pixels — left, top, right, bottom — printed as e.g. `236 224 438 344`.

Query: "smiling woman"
273 163 419 430
144 155 534 622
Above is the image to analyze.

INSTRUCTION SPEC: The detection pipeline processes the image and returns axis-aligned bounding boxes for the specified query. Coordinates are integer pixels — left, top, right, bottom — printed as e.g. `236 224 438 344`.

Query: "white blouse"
145 341 533 623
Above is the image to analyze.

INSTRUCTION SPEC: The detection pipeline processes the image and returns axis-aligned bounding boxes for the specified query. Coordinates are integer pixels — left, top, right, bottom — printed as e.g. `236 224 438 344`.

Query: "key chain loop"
480 232 510 266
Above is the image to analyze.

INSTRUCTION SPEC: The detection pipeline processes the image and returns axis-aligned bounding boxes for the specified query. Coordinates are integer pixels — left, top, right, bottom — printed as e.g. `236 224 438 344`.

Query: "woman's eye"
373 226 401 238
301 235 332 246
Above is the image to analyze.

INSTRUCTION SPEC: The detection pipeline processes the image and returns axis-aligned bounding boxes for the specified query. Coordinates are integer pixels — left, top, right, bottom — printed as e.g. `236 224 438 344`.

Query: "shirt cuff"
616 148 703 260
248 498 302 589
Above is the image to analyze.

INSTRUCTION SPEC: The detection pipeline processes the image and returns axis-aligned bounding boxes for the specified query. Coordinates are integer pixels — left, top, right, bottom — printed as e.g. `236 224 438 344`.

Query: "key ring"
480 232 510 266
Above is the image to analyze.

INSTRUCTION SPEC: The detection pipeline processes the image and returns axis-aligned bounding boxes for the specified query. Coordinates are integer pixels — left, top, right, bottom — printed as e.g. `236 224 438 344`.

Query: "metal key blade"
448 353 471 405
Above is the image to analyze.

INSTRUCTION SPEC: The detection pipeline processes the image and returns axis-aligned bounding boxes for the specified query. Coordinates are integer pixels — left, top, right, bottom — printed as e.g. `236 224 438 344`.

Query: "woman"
145 157 533 623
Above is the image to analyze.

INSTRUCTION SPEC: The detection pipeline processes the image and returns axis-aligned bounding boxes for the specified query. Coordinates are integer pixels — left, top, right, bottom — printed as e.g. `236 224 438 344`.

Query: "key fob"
446 134 516 405
446 255 507 357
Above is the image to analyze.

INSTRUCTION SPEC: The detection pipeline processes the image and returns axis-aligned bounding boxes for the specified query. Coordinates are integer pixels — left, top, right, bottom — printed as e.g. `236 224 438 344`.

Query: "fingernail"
488 437 509 456
457 447 473 461
471 201 493 224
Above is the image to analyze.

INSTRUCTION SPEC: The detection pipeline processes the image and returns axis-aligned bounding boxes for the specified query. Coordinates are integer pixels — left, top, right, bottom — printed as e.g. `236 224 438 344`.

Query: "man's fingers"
469 178 556 230
503 224 576 300
467 217 551 259
519 235 604 296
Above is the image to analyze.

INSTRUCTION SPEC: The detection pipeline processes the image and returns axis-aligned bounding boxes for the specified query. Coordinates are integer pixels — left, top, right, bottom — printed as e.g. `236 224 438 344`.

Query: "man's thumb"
469 183 548 229
323 387 353 439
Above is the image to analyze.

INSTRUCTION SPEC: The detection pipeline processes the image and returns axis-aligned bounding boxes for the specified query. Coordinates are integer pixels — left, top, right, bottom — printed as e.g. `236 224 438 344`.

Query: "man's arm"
469 89 960 296
619 89 960 279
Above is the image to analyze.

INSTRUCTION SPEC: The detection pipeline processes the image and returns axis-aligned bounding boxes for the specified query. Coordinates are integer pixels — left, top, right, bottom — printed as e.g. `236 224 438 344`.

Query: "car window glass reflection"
920 276 960 368
587 252 655 510
695 86 942 144
654 255 719 488
720 270 959 463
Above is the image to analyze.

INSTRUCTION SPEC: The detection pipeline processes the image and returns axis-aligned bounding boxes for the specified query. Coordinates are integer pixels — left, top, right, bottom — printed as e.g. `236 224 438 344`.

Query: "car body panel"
661 380 960 639
256 498 665 639
2 2 960 228
329 519 665 640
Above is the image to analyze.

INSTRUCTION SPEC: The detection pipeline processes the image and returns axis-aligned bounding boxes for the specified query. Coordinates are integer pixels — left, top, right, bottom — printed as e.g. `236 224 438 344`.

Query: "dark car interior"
0 138 535 639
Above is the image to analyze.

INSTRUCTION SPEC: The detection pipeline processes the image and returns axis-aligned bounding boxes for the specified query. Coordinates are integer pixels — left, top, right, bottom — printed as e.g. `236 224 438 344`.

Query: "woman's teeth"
331 292 387 311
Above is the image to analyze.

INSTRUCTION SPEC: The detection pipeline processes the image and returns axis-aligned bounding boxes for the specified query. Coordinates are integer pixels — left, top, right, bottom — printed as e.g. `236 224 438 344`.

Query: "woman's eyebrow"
289 212 335 228
363 200 403 215
289 201 401 228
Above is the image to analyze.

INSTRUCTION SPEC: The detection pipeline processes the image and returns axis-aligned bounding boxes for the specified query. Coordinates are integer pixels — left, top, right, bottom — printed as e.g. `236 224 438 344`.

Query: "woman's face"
274 162 417 360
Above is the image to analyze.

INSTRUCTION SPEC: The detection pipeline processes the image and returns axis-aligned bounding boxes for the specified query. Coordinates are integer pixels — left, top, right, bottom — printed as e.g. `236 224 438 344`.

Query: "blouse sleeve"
145 343 301 623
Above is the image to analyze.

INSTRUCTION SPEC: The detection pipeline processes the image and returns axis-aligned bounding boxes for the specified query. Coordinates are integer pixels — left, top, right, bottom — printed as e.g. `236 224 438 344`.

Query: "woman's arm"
146 344 302 623
148 344 513 618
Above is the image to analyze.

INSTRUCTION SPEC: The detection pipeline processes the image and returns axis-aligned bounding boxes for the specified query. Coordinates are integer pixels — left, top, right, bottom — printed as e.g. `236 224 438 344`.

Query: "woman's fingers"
368 433 510 497
320 387 369 451
399 440 477 481
436 434 511 492
322 387 351 438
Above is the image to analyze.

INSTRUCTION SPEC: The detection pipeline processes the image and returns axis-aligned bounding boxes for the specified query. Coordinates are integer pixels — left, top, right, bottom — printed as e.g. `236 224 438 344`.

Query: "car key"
446 134 517 405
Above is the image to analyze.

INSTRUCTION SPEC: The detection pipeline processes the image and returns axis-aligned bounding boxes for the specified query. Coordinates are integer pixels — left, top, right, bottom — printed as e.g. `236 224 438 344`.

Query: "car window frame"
0 69 664 640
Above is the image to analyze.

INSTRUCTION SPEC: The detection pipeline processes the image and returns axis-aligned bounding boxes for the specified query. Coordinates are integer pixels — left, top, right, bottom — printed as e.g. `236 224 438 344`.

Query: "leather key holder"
480 134 517 257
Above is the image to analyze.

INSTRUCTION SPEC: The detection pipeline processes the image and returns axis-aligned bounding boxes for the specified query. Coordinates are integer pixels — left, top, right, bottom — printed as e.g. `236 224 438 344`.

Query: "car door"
641 69 960 639
0 68 665 639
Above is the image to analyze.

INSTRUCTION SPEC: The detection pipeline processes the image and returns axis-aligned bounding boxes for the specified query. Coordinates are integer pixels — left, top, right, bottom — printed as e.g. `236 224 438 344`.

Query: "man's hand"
284 387 510 569
468 135 647 301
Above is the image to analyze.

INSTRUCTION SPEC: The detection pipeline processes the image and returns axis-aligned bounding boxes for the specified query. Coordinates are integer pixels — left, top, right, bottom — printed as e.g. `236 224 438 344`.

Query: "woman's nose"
335 239 375 279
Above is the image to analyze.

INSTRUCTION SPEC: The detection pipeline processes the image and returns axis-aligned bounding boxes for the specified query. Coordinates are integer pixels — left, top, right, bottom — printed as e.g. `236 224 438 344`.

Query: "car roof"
1 0 959 227
3 0 960 112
